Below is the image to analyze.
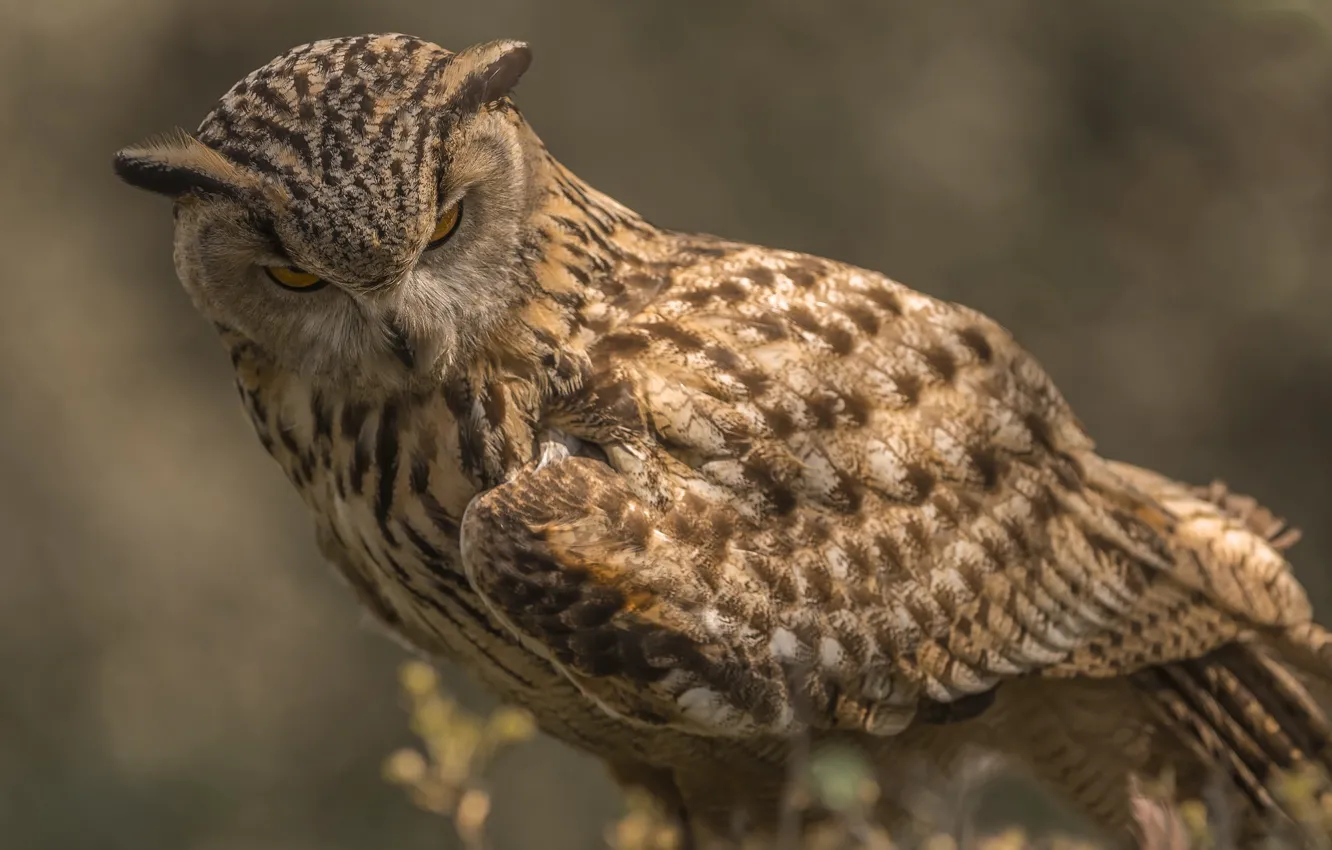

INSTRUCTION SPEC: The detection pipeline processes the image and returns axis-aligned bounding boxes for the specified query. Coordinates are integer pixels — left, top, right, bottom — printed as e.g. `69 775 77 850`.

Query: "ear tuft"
113 129 256 202
446 39 532 114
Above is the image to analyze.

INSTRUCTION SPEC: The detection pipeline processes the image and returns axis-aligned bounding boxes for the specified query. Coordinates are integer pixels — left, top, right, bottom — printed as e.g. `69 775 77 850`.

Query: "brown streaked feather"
460 446 802 735
114 129 269 202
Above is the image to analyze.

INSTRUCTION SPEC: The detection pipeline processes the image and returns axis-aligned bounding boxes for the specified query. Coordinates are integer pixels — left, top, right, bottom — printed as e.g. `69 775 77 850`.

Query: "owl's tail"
1077 467 1332 840
1131 627 1332 844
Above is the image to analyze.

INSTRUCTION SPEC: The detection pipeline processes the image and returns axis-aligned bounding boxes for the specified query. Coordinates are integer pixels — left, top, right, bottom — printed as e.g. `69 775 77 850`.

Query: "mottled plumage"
114 33 1332 846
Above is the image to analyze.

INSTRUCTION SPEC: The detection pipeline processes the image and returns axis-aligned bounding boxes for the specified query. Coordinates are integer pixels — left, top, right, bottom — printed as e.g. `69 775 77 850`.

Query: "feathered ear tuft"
444 39 532 114
113 130 256 202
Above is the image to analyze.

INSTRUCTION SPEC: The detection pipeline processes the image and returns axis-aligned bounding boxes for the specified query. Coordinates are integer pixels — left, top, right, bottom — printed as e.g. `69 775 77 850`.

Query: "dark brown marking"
1051 454 1085 492
373 403 401 541
924 345 957 382
409 455 431 494
969 445 1001 491
247 81 291 116
554 216 590 244
689 243 731 258
786 305 822 336
293 72 313 120
566 595 625 632
865 286 903 315
959 326 994 364
442 378 486 483
418 486 460 537
598 332 651 357
243 387 268 425
562 261 591 287
220 143 283 178
902 464 936 504
274 421 301 458
840 302 881 336
833 468 865 513
679 288 717 307
628 625 695 683
662 510 699 547
976 533 1009 568
894 372 922 406
351 103 369 137
385 315 415 369
646 322 705 352
747 267 776 287
746 314 788 341
401 521 447 566
349 437 370 495
342 34 371 79
408 52 453 107
716 279 747 301
786 266 818 289
762 405 797 439
821 321 856 356
252 115 316 170
742 454 798 515
704 345 744 374
482 384 507 430
807 393 841 430
1027 486 1060 525
735 369 771 397
1024 413 1056 452
842 392 872 427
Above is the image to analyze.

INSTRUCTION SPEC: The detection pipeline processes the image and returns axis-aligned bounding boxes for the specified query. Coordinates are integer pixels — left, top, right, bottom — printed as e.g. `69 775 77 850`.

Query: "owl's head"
114 34 543 395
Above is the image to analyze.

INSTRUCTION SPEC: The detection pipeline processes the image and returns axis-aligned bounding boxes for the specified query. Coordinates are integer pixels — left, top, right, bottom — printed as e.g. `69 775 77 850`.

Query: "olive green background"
3 1 1331 848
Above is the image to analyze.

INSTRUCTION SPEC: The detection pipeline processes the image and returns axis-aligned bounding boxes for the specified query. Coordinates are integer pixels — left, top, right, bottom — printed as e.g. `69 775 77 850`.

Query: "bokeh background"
3 1 1332 848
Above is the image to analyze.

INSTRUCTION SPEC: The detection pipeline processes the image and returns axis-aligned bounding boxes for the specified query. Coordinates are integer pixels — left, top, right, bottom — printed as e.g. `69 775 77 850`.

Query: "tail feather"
1230 644 1332 769
1134 657 1282 816
1272 623 1332 705
1134 642 1332 841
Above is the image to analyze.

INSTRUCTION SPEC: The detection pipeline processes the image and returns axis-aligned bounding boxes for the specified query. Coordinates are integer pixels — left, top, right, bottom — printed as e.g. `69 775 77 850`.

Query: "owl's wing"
462 248 1322 745
460 442 814 735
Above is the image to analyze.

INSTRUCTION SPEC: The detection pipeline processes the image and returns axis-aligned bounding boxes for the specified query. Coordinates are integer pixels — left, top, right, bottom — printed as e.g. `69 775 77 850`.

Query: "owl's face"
115 34 539 395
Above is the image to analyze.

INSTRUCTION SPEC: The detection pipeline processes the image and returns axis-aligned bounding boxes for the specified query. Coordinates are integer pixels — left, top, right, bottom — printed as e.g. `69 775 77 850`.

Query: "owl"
114 33 1332 847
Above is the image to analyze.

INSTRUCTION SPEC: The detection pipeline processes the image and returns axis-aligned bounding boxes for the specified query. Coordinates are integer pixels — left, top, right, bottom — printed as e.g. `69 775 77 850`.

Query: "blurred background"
3 0 1332 847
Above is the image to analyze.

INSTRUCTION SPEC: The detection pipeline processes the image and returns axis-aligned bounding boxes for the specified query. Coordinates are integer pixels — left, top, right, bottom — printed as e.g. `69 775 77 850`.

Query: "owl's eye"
427 200 463 250
265 265 326 292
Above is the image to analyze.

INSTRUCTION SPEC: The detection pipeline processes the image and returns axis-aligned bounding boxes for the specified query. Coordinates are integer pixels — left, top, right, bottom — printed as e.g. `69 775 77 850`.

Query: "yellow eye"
427 200 463 249
264 265 325 291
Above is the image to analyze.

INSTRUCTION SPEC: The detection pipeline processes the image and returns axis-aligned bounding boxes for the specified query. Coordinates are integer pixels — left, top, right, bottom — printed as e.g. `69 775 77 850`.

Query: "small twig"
777 659 819 850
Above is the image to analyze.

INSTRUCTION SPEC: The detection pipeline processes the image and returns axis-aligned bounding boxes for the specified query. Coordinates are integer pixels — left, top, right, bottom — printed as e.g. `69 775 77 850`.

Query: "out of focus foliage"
387 662 1332 849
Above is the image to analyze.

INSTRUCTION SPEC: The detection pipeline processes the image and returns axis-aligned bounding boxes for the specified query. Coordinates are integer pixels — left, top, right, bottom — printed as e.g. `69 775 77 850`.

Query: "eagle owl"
114 33 1332 846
